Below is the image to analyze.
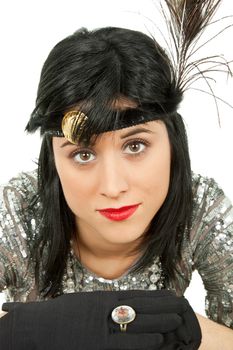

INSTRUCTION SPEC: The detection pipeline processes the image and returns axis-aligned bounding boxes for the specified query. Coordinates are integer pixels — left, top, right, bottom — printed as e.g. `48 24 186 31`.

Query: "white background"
0 0 233 315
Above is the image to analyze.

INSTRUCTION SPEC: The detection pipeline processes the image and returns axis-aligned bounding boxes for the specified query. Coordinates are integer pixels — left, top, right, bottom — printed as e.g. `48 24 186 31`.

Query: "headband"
46 108 175 144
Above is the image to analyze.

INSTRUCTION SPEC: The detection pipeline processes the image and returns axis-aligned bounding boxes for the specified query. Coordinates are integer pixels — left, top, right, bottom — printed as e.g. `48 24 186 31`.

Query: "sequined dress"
0 170 233 328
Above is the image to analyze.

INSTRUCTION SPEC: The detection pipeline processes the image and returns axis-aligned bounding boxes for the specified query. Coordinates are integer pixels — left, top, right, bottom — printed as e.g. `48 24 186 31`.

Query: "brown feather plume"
161 0 232 92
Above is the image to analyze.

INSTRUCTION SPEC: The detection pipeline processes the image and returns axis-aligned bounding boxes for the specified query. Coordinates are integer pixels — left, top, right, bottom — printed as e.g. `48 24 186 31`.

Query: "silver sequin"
0 170 233 328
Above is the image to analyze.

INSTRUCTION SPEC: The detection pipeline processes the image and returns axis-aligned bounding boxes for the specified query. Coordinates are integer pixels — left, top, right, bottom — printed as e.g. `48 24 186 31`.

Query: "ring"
111 305 136 332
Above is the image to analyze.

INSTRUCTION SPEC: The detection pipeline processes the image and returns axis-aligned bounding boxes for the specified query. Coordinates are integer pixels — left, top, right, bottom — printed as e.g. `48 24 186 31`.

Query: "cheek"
139 145 171 208
52 140 94 215
54 159 93 214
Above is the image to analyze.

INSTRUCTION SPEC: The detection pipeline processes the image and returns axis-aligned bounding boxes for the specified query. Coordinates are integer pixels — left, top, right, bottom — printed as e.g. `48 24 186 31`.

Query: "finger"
115 296 189 315
117 290 175 300
164 310 201 348
105 333 164 349
175 320 193 345
2 302 20 312
179 308 202 342
158 341 190 350
110 313 182 333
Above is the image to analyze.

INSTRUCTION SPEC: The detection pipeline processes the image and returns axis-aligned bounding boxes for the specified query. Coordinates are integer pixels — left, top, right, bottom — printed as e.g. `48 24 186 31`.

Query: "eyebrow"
60 127 155 148
120 127 155 139
60 141 75 148
60 139 95 148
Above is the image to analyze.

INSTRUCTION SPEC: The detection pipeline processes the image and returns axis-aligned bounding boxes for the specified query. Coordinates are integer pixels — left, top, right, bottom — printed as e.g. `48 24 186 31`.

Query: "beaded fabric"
62 252 164 293
0 170 233 328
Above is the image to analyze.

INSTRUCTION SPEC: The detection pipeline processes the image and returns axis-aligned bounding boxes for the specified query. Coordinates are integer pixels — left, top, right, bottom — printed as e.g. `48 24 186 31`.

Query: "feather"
160 0 232 124
161 0 232 89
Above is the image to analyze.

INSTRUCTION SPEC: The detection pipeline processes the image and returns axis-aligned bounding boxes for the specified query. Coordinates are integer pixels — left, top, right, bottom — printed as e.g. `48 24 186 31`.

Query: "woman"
0 1 233 349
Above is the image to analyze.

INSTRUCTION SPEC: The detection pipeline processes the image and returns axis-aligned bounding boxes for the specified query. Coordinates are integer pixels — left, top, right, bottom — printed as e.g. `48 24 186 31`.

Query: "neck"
72 217 144 279
71 236 141 280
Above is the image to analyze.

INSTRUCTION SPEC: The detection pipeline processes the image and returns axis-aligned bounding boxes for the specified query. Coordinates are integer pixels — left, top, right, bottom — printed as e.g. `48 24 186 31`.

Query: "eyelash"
70 138 150 165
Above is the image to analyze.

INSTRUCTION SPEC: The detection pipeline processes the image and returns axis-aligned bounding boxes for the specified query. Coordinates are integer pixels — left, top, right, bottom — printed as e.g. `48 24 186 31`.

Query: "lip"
97 204 140 221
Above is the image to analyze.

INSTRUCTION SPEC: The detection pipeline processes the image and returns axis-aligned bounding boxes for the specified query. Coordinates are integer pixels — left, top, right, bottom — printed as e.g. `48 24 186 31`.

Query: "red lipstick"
98 204 140 221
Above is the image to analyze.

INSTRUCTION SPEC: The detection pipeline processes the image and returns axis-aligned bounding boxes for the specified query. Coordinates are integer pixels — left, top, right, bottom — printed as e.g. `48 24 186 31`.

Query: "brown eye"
73 150 96 164
80 152 91 161
129 143 141 152
124 141 146 154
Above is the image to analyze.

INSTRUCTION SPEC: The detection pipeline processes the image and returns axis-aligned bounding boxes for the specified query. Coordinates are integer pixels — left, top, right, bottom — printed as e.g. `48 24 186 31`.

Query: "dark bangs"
26 27 182 141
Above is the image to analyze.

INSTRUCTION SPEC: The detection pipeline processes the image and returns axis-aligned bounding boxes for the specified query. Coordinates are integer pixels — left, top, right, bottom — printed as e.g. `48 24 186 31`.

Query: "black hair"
26 27 193 297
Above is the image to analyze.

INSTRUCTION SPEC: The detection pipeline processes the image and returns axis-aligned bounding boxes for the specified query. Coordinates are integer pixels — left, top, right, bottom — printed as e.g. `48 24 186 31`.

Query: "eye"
72 150 96 164
123 140 147 155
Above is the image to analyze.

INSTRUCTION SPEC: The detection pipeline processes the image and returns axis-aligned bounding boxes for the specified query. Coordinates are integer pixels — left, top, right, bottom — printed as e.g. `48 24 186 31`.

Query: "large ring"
111 305 136 332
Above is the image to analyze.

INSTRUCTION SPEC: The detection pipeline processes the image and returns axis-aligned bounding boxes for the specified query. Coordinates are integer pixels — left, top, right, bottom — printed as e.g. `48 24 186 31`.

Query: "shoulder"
190 173 233 327
0 169 37 217
191 172 224 202
0 170 39 293
0 168 39 241
190 172 233 272
176 172 232 279
191 172 229 228
0 169 37 199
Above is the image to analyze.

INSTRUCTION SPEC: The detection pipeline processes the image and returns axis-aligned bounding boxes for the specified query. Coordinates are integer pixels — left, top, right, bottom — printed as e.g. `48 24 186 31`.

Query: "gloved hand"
0 289 201 350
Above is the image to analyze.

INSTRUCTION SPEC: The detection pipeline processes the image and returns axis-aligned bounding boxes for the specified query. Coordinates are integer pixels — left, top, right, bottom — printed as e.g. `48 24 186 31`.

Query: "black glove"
0 290 201 350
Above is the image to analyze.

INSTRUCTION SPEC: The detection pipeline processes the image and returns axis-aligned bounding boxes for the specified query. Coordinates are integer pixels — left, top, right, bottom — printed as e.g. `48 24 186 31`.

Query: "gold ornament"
61 110 88 144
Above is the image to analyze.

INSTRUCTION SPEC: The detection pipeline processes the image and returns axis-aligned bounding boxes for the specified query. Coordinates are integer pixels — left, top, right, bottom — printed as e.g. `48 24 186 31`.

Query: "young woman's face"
52 120 171 251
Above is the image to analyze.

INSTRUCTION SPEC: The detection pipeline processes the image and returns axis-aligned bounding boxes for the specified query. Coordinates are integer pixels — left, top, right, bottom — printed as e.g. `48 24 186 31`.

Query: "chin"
103 228 144 246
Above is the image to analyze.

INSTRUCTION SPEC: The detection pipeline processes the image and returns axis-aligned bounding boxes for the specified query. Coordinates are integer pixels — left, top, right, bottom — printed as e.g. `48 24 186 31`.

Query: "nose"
98 156 129 198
